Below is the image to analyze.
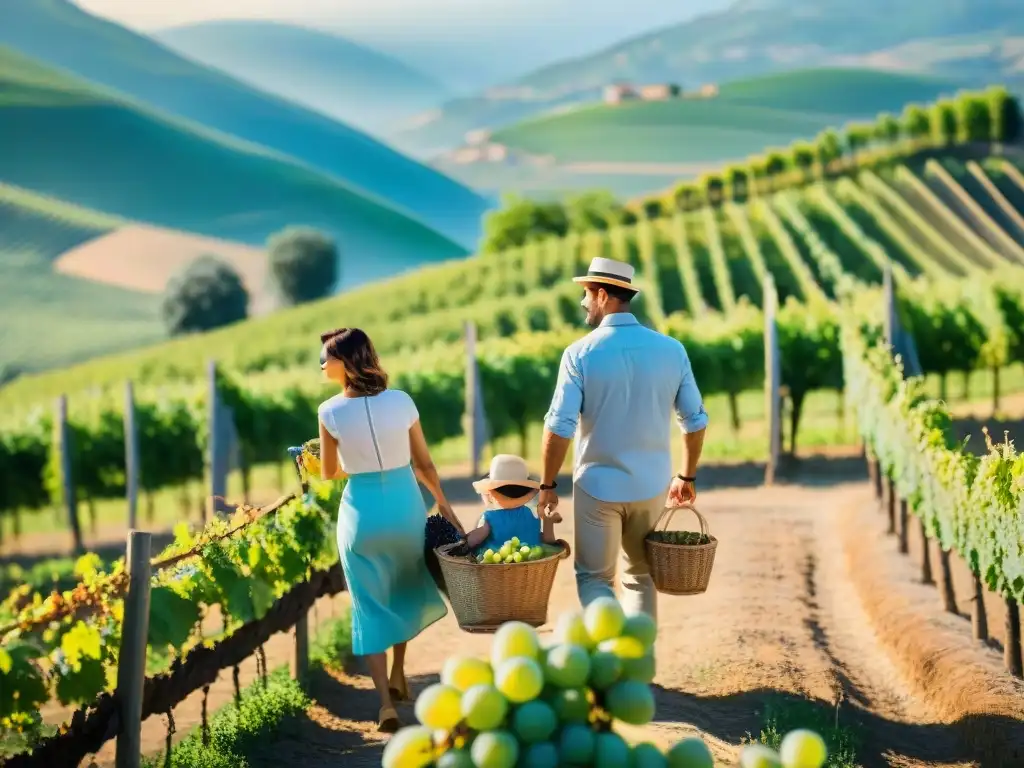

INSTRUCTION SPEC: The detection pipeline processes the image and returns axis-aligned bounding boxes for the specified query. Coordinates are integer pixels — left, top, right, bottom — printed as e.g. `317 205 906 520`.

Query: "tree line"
482 85 1023 252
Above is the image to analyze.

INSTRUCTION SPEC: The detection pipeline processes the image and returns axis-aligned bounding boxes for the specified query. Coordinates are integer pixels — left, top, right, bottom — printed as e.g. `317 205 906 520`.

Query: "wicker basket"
645 505 718 595
436 540 571 633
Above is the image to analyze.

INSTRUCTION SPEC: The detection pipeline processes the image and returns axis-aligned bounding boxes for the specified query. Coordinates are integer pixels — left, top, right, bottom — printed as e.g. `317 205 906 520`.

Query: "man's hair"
602 284 637 303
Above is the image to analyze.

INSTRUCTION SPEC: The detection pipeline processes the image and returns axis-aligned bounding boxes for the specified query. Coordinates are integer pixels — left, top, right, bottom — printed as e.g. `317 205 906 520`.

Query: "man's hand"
538 488 559 517
667 477 696 506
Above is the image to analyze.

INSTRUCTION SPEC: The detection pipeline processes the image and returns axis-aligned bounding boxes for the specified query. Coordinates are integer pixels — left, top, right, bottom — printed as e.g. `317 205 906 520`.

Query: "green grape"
559 723 596 764
381 725 435 768
605 679 656 725
632 742 669 768
666 737 714 768
588 650 622 690
437 749 474 767
543 643 590 688
519 545 532 556
510 537 521 548
778 729 827 768
442 655 493 692
546 686 590 724
461 683 508 731
511 700 557 743
595 732 632 768
512 552 524 563
471 730 519 768
598 636 646 661
520 741 559 768
584 596 626 642
491 622 540 667
622 612 657 649
554 611 594 649
495 657 544 703
740 744 783 768
414 683 462 730
621 653 656 684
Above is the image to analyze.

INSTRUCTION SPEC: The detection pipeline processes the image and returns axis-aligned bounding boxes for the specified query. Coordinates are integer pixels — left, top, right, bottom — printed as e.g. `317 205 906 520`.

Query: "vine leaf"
251 579 274 621
61 621 103 671
148 587 201 650
55 656 107 706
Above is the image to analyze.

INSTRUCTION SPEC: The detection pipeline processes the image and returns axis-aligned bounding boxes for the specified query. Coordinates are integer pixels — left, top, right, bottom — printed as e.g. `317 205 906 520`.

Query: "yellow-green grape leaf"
148 586 201 649
251 579 274 621
61 621 103 671
0 648 11 675
0 641 48 718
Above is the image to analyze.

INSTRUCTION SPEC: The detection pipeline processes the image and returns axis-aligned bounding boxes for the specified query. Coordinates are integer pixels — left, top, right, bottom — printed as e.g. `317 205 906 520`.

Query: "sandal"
378 706 400 733
389 678 411 702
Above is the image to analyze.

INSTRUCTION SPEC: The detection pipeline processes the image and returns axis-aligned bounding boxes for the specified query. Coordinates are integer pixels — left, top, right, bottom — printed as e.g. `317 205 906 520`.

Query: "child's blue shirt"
476 505 542 553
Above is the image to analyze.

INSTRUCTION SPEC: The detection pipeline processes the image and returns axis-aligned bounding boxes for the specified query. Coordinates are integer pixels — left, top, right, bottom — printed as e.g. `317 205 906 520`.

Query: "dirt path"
245 481 1008 768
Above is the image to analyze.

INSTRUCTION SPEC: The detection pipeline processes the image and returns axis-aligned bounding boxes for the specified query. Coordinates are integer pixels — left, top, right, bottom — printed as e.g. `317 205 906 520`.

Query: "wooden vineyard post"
1005 598 1022 678
56 395 84 553
939 548 958 614
207 360 228 518
884 478 896 535
920 519 934 584
763 274 781 486
115 530 153 768
124 381 139 530
294 609 310 688
897 497 909 554
972 574 989 643
463 321 488 477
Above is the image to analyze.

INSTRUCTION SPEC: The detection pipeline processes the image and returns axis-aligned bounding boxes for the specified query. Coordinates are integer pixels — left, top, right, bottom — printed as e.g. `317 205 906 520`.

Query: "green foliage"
985 86 1022 144
930 99 958 146
873 112 901 144
901 104 931 139
0 489 338 728
790 141 816 179
267 227 339 307
162 255 249 336
309 614 353 671
481 194 568 252
153 668 309 768
956 94 992 144
814 130 843 170
564 190 626 232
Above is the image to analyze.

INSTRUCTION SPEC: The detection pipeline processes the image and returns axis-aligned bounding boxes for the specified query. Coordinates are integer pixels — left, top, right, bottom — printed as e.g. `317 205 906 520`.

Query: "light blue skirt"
338 465 448 655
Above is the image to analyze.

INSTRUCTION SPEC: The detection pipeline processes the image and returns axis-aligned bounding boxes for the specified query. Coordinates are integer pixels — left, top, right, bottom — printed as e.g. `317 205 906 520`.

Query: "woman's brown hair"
320 328 388 396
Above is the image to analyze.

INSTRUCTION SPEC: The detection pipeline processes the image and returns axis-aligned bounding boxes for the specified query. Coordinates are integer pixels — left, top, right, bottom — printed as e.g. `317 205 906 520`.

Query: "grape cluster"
474 537 558 564
383 597 829 767
646 531 712 546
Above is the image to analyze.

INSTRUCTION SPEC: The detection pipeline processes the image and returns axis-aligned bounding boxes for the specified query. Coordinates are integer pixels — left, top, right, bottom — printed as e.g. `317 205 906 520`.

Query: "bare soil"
189 479 1021 768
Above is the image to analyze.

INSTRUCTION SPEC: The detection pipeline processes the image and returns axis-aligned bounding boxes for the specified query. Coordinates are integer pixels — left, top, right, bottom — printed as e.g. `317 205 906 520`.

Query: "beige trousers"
572 484 667 620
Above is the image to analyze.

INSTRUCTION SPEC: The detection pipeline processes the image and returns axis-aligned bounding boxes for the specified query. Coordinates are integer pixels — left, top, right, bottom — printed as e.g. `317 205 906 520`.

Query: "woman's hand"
439 502 465 536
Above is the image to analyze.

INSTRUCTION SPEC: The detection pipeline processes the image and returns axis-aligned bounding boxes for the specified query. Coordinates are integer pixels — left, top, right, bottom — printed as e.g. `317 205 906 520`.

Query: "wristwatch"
540 481 558 490
676 474 696 483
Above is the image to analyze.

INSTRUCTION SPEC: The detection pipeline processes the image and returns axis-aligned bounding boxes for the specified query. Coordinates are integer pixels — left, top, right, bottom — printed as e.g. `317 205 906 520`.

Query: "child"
466 454 561 553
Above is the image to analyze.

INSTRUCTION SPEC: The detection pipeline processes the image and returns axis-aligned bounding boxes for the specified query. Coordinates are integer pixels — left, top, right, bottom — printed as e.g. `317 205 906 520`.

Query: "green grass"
492 68 958 165
747 695 859 768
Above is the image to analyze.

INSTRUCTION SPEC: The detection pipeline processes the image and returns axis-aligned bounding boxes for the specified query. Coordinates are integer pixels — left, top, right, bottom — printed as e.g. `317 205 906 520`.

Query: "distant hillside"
0 0 489 247
485 68 956 165
390 0 1023 154
155 21 451 135
0 47 466 286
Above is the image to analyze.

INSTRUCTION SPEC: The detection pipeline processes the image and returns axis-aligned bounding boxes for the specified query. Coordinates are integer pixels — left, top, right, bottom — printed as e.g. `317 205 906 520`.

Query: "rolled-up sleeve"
544 346 584 439
675 345 709 433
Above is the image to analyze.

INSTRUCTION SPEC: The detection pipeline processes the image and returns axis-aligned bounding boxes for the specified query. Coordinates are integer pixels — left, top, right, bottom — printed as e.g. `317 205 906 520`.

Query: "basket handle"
653 504 710 537
554 539 572 559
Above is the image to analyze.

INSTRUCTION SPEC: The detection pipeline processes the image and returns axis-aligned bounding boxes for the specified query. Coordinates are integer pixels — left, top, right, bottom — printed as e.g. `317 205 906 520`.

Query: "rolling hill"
389 0 1023 155
0 0 489 247
0 46 473 372
154 21 452 135
489 69 960 165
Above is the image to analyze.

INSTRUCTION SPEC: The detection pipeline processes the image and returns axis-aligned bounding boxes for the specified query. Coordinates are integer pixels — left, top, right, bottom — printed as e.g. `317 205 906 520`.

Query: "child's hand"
544 509 563 524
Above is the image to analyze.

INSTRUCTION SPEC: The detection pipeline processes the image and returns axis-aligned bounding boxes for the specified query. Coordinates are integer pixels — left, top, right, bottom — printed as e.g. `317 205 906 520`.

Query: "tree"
267 227 339 306
790 141 816 181
701 173 725 206
955 93 992 144
930 100 958 147
162 255 248 336
987 86 1023 144
641 198 664 219
725 165 749 202
747 156 769 196
565 190 625 232
874 113 901 145
764 151 788 190
672 182 702 212
481 194 568 252
843 123 872 161
814 130 843 174
901 104 931 144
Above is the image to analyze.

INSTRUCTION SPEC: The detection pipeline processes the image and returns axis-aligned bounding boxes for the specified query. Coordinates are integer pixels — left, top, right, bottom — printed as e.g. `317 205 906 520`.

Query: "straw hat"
472 454 541 493
572 256 641 294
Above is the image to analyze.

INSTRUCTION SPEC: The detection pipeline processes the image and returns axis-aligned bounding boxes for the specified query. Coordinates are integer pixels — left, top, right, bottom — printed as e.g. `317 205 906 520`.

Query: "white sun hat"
472 454 541 493
572 256 641 294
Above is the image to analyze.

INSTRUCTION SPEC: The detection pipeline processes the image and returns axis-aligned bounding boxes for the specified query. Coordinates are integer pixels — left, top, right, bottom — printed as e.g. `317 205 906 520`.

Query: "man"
539 256 708 620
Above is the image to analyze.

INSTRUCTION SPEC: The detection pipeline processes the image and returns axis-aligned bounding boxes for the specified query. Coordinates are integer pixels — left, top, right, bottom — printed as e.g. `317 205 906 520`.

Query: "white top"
317 389 420 474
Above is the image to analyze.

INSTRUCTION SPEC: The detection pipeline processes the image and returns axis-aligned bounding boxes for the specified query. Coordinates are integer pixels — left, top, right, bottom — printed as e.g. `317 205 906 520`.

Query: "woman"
317 327 464 732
